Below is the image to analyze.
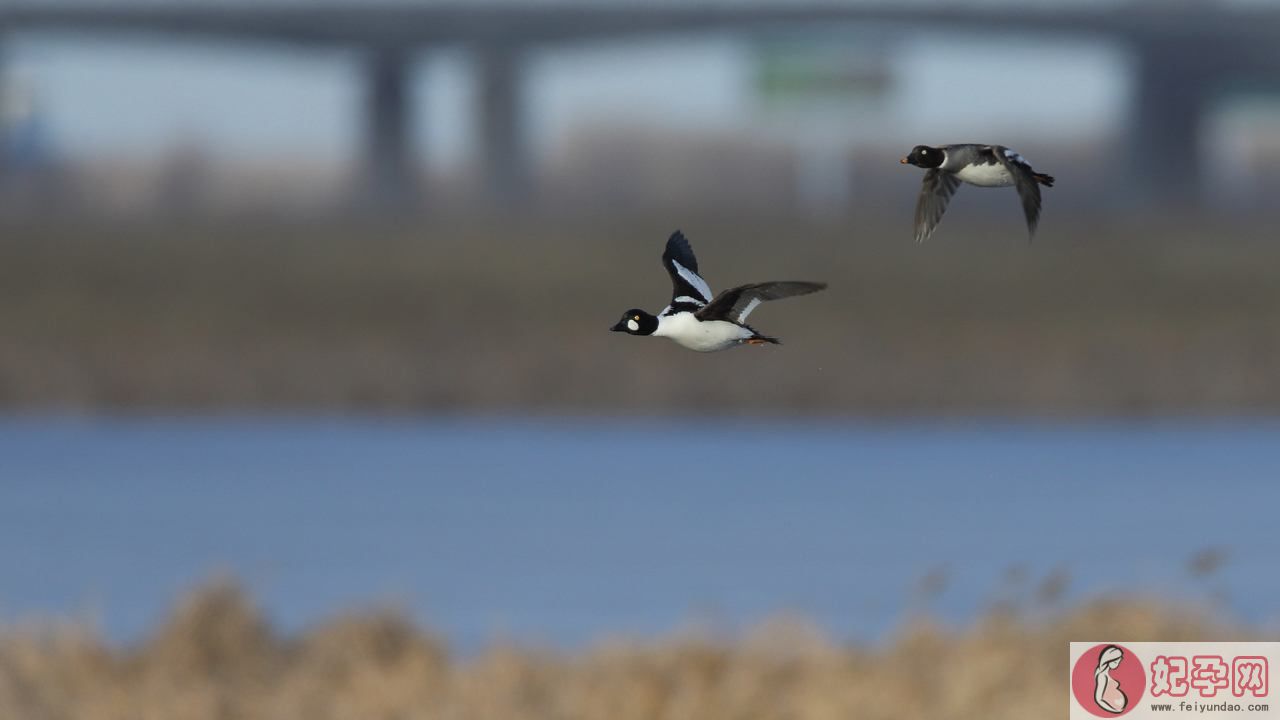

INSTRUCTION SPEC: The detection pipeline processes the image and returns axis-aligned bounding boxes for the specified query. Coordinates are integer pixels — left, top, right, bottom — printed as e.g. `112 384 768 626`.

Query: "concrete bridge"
2 1 1278 209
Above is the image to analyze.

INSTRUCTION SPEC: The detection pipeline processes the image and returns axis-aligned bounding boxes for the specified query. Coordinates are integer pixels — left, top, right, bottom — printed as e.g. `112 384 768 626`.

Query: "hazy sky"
6 31 1130 168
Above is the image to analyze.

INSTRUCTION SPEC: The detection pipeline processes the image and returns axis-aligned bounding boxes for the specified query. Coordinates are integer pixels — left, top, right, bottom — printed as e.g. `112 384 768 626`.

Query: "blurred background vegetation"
0 578 1258 720
3 216 1280 415
2 2 1280 416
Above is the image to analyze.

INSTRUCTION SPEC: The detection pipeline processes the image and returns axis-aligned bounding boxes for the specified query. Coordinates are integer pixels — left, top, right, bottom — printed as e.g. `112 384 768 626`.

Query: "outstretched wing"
995 149 1044 240
914 169 962 243
697 281 827 324
661 230 713 315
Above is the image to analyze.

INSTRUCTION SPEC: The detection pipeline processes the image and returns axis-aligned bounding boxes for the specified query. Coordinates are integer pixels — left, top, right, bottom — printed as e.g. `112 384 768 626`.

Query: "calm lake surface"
2 417 1278 650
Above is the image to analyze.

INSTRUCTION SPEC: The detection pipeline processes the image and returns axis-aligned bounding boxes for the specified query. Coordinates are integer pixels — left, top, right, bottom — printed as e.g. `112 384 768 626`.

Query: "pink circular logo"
1072 643 1146 717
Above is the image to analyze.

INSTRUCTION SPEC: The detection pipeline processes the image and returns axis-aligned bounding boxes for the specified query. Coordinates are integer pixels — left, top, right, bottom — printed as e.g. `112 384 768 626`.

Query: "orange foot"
745 338 768 346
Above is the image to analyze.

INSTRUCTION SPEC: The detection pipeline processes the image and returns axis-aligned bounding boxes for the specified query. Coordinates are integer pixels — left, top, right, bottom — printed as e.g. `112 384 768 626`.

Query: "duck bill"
609 320 627 332
899 157 910 164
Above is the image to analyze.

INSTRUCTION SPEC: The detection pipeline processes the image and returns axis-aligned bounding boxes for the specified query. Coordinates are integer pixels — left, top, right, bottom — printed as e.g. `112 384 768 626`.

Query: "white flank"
672 260 713 303
653 313 752 352
955 163 1014 187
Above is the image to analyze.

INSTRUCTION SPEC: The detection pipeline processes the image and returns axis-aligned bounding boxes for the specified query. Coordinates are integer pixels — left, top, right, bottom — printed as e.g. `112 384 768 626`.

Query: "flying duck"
900 143 1055 242
610 231 826 352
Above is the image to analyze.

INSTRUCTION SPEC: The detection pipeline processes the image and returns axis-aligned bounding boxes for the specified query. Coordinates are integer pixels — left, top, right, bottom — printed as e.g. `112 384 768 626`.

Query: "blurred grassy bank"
3 215 1280 415
0 581 1250 720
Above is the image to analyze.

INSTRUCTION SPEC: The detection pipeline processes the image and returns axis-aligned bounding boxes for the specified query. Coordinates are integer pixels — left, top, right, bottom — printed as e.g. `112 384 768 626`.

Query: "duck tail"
1033 172 1055 187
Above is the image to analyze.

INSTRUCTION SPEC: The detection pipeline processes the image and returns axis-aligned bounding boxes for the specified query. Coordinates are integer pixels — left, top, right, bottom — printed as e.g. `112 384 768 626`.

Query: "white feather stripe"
1002 148 1029 164
736 297 762 323
672 259 713 303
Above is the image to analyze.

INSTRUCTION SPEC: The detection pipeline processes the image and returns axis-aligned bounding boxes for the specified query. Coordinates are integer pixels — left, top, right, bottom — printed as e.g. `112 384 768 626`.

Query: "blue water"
2 417 1277 650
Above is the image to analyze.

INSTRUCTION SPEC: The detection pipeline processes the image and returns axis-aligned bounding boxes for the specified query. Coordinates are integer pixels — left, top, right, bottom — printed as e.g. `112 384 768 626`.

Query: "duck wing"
696 281 827 324
995 148 1045 240
914 169 962 243
660 230 713 316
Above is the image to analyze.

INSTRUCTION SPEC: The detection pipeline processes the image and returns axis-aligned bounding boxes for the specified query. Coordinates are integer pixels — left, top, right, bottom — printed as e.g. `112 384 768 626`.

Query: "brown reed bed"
0 579 1249 720
5 214 1280 416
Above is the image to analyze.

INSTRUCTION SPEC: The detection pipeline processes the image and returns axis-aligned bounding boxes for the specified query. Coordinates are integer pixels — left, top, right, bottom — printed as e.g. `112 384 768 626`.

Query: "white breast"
954 162 1014 187
653 313 752 352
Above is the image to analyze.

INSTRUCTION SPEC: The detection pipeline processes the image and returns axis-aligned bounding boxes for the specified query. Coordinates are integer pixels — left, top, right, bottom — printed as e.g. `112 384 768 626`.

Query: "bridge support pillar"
1128 40 1215 209
475 44 531 207
363 46 417 210
0 33 8 184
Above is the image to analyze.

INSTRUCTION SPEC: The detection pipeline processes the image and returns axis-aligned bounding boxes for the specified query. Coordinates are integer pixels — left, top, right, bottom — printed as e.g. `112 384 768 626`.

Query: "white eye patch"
627 319 639 332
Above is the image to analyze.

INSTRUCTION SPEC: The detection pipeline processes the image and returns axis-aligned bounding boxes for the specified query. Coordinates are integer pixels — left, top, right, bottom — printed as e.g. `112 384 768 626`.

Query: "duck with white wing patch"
610 231 826 352
900 143 1055 243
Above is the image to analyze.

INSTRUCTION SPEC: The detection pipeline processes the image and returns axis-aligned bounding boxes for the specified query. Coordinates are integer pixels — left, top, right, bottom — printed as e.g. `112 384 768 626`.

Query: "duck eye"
634 315 640 321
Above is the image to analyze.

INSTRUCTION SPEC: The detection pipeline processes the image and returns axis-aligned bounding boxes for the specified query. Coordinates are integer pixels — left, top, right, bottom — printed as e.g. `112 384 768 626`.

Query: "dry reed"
0 579 1248 720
